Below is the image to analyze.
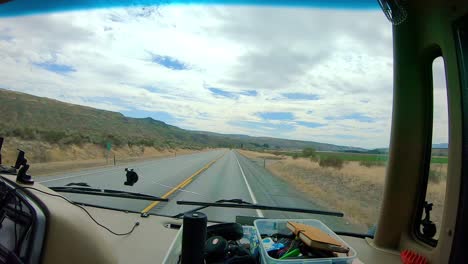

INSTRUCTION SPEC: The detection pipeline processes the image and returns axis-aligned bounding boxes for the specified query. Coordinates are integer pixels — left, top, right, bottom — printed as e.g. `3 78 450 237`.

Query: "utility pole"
113 154 116 166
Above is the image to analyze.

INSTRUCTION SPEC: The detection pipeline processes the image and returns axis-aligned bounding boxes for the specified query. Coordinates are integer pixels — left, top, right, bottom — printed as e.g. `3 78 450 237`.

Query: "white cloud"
0 5 447 149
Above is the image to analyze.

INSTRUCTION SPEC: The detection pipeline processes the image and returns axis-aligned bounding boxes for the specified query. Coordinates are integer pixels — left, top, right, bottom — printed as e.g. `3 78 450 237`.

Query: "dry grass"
267 157 383 228
426 181 447 228
255 156 447 230
1 137 208 176
237 149 285 160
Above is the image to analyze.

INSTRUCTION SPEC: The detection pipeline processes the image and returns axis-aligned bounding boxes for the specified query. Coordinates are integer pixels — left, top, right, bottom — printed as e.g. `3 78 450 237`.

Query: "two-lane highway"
40 149 356 232
40 149 225 213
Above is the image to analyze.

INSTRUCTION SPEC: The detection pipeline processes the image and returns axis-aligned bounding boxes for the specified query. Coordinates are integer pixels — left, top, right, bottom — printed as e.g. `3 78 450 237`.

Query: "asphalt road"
40 149 357 232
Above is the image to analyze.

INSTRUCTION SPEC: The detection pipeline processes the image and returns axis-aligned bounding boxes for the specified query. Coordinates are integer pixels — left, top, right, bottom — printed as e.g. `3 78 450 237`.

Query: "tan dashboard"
1 175 183 264
1 175 402 264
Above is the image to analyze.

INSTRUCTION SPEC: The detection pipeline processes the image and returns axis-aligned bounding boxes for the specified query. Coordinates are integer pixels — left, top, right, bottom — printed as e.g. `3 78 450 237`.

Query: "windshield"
0 1 428 235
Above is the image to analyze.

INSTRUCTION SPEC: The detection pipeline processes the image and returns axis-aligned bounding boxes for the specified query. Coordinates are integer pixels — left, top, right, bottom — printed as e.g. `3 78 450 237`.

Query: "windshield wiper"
65 182 91 187
174 199 343 218
49 186 168 202
173 199 252 218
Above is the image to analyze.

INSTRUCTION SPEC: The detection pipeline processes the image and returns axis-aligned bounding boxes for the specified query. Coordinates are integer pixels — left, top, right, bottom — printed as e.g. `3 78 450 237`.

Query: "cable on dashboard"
0 184 139 236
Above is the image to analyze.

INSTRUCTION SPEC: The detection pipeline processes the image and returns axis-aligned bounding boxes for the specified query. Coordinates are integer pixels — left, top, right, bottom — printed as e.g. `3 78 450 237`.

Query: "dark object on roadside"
207 223 244 241
124 168 138 186
66 182 91 187
15 149 34 184
318 156 344 169
181 212 207 264
421 201 437 239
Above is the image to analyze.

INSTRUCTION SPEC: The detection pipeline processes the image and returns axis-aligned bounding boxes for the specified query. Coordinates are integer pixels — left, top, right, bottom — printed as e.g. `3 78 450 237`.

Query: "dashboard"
0 174 401 264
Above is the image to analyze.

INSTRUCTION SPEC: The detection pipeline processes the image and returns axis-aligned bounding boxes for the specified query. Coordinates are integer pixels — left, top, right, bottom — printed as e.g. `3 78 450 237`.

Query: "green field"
430 156 449 164
278 151 448 164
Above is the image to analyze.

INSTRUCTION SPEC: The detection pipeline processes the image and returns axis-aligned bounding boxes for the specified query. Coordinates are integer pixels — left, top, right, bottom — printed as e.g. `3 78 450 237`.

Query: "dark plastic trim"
412 48 443 248
450 13 468 264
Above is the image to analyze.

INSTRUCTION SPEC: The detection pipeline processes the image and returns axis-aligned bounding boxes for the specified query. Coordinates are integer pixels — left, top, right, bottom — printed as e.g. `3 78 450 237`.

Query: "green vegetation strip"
279 151 448 164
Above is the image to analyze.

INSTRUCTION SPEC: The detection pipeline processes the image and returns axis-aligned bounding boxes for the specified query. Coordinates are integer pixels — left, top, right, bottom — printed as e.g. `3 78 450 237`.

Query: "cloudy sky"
0 4 448 149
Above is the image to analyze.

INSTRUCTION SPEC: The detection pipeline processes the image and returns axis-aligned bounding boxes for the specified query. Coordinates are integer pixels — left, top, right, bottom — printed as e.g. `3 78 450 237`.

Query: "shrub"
292 153 299 159
319 156 344 169
104 135 126 146
137 138 155 147
42 130 66 143
302 147 316 158
13 127 39 140
359 160 386 167
60 135 81 145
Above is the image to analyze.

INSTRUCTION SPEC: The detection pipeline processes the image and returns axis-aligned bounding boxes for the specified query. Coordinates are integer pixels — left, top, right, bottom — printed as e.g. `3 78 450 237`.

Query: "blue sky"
296 121 326 128
229 120 295 133
150 54 189 70
325 113 375 123
0 5 449 148
208 87 258 99
258 112 294 120
282 93 319 100
34 62 76 74
209 87 238 99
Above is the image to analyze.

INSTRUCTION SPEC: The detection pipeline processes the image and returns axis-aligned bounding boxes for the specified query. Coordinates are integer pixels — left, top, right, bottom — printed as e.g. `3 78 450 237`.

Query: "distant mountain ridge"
432 143 448 149
0 88 364 151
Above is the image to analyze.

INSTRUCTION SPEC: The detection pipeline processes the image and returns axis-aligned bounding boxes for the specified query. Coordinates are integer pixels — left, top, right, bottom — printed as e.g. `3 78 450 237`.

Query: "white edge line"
234 152 264 218
38 170 110 183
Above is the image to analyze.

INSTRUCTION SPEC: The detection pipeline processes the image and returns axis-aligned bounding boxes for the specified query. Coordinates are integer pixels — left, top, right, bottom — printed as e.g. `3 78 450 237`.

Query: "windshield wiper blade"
174 200 343 218
65 182 90 187
50 186 102 192
173 199 252 218
49 186 168 202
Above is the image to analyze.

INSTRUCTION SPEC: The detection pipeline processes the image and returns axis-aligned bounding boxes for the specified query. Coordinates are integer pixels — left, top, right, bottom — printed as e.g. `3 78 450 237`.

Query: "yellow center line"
141 152 225 214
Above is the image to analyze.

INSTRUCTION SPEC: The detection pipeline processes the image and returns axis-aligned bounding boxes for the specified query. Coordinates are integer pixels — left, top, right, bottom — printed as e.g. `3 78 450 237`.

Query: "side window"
419 56 448 245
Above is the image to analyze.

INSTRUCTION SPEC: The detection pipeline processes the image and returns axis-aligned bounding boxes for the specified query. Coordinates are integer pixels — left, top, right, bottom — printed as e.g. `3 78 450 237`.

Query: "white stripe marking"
38 169 118 183
234 152 264 217
152 181 204 196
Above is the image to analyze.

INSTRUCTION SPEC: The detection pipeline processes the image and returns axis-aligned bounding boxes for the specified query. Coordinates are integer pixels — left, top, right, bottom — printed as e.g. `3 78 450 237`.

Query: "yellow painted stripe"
141 153 224 213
